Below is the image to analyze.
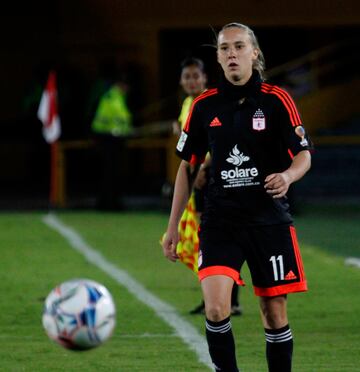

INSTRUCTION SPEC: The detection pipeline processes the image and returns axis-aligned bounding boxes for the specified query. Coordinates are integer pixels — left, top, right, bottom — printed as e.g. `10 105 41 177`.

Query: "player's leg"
202 274 233 321
259 295 288 329
259 295 293 372
198 222 245 372
246 224 307 372
201 275 239 372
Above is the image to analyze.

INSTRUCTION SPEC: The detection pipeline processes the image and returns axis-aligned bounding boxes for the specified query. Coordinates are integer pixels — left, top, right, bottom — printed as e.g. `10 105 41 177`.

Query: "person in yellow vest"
171 58 242 315
92 78 132 210
92 81 132 137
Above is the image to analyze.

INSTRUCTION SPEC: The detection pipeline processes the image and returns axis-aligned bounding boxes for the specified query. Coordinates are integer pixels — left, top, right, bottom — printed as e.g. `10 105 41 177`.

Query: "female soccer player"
170 57 241 316
163 23 312 372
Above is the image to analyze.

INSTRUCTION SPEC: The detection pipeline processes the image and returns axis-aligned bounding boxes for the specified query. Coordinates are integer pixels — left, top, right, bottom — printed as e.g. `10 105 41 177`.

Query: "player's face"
180 65 207 97
217 27 259 85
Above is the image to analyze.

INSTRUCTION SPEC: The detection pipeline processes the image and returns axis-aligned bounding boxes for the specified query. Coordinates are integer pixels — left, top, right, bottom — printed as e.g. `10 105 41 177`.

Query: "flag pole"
49 141 59 208
37 70 62 210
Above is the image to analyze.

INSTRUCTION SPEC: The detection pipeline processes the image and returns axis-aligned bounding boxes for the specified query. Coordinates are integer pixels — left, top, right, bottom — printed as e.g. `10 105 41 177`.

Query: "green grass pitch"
0 205 359 371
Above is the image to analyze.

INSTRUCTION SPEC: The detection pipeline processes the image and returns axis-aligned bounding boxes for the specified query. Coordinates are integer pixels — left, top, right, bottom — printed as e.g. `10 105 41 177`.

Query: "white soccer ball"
42 279 116 350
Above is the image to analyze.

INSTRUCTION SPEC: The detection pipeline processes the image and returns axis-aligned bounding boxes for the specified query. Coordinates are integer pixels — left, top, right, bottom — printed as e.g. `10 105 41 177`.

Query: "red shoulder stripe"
261 83 301 126
262 86 299 126
262 83 302 125
261 83 300 126
183 89 218 132
271 85 302 124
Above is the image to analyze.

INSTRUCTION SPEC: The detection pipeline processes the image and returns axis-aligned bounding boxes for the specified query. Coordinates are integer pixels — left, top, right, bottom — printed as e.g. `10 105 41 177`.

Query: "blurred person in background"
172 58 207 136
163 22 312 371
172 57 242 315
91 72 132 210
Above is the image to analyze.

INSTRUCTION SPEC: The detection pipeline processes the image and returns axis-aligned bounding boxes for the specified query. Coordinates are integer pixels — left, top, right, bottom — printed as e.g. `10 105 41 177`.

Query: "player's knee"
205 302 229 321
263 311 287 329
260 296 288 328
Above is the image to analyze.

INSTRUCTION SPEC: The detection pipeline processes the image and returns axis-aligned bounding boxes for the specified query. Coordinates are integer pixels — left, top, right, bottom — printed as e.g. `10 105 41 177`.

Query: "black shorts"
198 223 307 297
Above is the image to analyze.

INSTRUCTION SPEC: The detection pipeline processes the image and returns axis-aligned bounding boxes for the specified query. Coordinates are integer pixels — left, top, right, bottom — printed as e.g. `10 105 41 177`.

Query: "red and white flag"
37 71 61 143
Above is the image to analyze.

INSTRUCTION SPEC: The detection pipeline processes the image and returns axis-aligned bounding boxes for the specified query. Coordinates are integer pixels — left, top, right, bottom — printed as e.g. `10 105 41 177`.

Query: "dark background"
0 0 359 207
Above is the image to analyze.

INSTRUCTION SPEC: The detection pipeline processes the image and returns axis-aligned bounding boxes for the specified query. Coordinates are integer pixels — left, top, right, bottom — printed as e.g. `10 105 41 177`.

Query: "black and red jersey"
176 70 313 226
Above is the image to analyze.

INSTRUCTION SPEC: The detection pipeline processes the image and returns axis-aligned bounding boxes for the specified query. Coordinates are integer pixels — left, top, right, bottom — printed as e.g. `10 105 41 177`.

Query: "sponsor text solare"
221 167 259 180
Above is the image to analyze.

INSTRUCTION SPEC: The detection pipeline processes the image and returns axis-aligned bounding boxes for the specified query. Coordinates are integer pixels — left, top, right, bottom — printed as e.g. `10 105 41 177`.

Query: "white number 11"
270 255 284 281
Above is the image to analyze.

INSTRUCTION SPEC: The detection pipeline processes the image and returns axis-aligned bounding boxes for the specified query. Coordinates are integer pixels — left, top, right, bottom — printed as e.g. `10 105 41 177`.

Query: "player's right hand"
162 228 179 262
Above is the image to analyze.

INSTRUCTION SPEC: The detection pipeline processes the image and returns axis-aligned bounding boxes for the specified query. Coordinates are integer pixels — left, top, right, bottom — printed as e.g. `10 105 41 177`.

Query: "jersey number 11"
270 255 284 281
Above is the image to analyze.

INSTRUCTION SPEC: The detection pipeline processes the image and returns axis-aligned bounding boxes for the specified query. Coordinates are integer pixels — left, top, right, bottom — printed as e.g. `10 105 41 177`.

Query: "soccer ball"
42 279 116 350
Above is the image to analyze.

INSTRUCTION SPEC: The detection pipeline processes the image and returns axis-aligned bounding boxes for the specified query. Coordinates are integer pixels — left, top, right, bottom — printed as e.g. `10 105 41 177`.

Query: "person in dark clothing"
162 22 312 372
91 79 132 210
172 57 242 316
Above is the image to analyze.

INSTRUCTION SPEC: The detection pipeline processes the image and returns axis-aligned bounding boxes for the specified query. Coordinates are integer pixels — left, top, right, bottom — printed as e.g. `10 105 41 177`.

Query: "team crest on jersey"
252 109 266 131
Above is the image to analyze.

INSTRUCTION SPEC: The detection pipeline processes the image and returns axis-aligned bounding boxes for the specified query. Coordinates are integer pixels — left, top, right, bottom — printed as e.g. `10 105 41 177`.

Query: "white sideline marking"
0 333 177 340
43 213 212 370
345 257 360 269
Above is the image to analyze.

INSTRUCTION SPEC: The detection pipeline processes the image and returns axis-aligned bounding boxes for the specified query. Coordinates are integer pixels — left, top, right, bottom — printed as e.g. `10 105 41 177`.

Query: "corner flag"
37 71 61 143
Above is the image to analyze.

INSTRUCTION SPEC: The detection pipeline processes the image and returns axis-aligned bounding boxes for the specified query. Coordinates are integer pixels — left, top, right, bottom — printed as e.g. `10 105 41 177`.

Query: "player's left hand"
264 172 292 199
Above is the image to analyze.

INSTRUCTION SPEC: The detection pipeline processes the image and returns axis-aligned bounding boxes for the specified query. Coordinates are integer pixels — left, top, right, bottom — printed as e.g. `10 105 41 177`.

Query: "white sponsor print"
221 167 259 180
221 145 260 189
176 131 188 152
226 145 250 166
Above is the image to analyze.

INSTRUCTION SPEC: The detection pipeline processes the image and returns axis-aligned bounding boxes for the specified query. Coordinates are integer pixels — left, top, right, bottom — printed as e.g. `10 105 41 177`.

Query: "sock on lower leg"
206 317 239 372
265 324 293 372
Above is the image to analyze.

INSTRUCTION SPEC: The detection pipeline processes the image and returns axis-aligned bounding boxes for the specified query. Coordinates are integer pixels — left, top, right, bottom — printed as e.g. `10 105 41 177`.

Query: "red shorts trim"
198 265 245 286
289 226 306 282
254 281 308 297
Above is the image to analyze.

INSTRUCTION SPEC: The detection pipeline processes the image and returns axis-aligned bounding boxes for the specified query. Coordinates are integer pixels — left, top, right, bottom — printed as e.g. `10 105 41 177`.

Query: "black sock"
206 317 239 372
265 324 293 372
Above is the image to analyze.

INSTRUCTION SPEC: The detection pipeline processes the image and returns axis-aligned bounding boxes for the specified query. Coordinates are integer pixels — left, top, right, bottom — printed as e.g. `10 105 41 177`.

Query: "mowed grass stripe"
57 210 360 372
0 208 359 371
0 213 207 371
42 213 213 370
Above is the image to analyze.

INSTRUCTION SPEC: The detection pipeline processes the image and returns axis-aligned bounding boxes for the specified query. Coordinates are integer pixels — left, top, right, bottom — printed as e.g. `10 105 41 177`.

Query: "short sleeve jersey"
176 71 313 226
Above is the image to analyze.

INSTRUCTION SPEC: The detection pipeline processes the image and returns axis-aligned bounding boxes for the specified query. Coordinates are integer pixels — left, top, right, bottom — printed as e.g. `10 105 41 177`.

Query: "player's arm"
162 160 199 261
265 150 311 199
163 97 207 260
194 155 211 190
265 87 313 199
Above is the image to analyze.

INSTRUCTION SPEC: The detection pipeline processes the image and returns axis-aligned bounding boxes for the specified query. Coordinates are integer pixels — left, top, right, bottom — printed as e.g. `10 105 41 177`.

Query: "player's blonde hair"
218 22 266 79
